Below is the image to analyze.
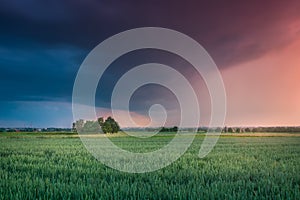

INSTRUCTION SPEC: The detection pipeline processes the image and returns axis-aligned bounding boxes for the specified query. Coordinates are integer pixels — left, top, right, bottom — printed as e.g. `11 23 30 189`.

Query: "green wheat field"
0 132 299 199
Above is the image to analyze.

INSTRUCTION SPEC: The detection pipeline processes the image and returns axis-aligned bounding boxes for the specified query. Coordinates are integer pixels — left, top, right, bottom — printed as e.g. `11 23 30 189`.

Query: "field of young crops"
0 132 299 199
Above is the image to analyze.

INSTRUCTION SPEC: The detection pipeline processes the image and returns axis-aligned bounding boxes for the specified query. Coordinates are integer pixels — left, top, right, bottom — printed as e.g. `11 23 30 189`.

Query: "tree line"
122 126 300 133
198 126 300 133
73 116 120 134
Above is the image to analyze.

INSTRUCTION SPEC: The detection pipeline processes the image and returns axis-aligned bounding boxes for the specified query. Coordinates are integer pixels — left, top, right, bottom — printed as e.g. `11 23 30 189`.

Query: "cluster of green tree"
250 126 300 133
159 126 178 132
73 117 120 134
97 117 120 133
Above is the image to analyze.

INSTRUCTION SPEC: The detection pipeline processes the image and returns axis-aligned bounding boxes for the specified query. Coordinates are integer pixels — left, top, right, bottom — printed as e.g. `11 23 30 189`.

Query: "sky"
0 0 300 128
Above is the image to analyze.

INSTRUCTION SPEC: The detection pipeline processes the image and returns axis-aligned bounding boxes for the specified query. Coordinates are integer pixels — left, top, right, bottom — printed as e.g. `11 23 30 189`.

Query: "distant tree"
252 127 262 133
159 126 179 133
198 127 208 133
215 127 222 132
227 127 234 133
98 117 104 126
72 122 76 132
99 116 120 134
74 119 85 132
83 120 100 133
73 117 119 134
160 127 167 132
245 127 251 132
172 126 178 132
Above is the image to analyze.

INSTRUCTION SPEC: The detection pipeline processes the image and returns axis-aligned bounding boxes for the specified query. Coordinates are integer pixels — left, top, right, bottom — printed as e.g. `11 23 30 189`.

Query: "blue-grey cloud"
1 0 300 127
0 41 85 102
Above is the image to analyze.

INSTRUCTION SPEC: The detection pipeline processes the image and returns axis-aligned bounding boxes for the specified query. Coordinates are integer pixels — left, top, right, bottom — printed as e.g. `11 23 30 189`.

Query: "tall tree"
75 119 84 132
98 117 104 126
99 116 120 134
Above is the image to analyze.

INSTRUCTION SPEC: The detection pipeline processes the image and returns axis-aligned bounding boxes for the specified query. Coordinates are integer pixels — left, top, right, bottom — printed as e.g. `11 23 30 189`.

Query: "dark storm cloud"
0 42 84 101
1 0 299 63
0 0 300 67
1 0 300 108
0 0 144 49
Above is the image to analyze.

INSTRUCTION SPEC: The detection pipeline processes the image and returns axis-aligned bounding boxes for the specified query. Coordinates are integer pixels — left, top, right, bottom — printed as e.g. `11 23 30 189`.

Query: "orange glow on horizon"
221 35 300 126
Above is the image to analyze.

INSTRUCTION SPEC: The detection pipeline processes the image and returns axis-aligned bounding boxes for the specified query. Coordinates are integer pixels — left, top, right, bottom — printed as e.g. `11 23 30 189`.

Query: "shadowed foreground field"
0 132 299 199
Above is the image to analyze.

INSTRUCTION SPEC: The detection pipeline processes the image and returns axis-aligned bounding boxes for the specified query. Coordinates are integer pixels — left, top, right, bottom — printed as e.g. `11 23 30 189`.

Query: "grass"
0 132 299 199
